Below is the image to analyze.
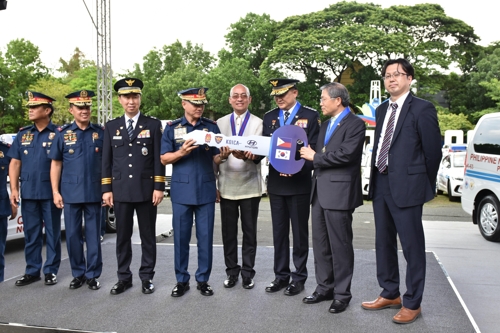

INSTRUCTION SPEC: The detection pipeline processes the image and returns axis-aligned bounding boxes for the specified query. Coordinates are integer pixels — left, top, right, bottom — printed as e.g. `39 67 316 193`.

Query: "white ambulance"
461 112 500 242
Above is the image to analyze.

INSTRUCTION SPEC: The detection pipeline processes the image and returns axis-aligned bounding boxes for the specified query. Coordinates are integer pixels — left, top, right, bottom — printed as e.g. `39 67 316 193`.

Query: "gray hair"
320 82 350 107
230 84 251 97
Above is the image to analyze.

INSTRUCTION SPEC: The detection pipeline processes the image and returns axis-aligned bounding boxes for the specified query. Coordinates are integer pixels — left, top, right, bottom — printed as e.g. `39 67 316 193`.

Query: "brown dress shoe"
361 296 402 310
393 306 421 324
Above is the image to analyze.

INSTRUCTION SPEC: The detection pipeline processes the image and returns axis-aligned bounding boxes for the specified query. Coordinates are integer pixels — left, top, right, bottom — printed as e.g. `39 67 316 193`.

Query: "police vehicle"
462 112 500 242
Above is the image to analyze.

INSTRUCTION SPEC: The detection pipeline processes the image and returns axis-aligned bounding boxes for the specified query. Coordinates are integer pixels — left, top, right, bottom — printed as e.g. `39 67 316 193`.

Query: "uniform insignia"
69 149 74 154
215 136 223 144
296 119 308 129
92 132 99 140
270 80 278 87
49 132 55 140
203 128 208 132
0 152 4 158
142 147 148 156
272 120 276 126
24 150 28 155
205 133 211 144
198 88 205 96
80 90 88 98
95 147 100 153
28 91 34 100
116 129 120 136
125 79 135 87
138 130 150 138
42 142 46 147
175 123 182 128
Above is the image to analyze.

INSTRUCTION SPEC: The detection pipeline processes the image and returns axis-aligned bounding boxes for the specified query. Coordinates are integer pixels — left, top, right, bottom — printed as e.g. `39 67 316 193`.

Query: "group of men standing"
0 58 441 325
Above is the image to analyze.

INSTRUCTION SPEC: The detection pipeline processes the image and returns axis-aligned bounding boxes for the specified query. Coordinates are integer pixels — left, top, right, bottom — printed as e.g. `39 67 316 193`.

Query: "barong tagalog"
183 125 308 175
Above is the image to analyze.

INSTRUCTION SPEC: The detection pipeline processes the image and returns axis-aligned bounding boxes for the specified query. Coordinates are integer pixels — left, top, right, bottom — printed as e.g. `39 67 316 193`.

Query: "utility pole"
96 0 112 125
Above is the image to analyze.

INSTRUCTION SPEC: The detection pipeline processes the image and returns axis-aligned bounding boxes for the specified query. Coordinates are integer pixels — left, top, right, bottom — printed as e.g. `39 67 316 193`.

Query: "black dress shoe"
284 281 304 296
303 291 334 304
197 282 214 296
44 273 57 285
15 274 41 286
223 275 238 288
110 280 133 295
87 278 101 290
329 299 349 313
69 276 86 289
242 277 254 289
265 279 289 293
142 279 155 294
171 282 190 297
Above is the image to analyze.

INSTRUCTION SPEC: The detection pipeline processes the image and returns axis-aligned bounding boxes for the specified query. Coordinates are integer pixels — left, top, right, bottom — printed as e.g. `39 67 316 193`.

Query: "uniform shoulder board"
146 115 158 120
167 118 182 127
265 107 279 115
57 123 71 132
202 117 216 124
19 125 32 132
303 105 318 112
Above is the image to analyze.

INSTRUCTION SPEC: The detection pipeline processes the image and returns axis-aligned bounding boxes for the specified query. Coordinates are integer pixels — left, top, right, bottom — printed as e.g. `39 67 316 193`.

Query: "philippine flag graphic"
275 149 290 160
277 137 292 148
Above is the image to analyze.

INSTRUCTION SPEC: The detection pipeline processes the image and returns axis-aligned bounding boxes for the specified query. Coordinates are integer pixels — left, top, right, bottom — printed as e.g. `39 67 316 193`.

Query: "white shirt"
375 92 410 168
125 112 141 130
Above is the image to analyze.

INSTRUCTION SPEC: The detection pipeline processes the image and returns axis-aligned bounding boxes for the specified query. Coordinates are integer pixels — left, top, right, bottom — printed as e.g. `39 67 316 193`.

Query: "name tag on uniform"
138 130 150 138
113 136 122 140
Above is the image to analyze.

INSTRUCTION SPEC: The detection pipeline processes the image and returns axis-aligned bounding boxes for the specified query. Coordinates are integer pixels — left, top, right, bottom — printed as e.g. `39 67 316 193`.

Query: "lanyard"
324 107 350 147
279 102 301 127
230 111 251 136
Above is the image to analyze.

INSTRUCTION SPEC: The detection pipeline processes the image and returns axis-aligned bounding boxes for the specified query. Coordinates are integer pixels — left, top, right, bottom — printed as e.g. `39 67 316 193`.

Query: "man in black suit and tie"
300 82 366 314
262 78 320 296
102 78 166 295
361 59 441 324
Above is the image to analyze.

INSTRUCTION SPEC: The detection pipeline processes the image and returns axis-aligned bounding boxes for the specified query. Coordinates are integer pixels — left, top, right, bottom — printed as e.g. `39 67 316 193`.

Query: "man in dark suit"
361 59 441 324
102 78 166 295
262 78 320 296
300 82 366 313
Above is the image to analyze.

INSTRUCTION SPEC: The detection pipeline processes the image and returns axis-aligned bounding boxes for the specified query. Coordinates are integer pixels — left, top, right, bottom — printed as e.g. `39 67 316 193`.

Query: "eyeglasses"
382 72 408 80
231 93 249 100
319 96 338 104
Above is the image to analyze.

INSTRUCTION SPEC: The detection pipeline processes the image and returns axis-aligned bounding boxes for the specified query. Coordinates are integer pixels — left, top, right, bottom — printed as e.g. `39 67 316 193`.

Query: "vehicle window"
453 154 465 167
442 156 451 168
473 117 500 155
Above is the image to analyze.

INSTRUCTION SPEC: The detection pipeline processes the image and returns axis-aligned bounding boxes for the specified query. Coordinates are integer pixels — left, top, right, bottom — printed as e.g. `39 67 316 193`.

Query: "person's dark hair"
47 104 54 118
320 82 350 107
381 58 414 79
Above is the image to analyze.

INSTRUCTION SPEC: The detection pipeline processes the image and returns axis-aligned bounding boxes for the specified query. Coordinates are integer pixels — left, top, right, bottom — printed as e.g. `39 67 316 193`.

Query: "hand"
53 192 64 209
152 190 164 206
300 146 316 161
9 204 18 220
10 190 19 208
219 146 231 160
216 190 221 203
180 138 199 156
102 192 114 207
231 150 246 160
244 151 255 161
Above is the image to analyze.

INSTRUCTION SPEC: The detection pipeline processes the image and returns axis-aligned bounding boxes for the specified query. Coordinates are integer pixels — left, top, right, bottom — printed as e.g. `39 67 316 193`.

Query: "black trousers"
372 171 426 310
269 193 309 284
220 196 260 278
114 201 157 282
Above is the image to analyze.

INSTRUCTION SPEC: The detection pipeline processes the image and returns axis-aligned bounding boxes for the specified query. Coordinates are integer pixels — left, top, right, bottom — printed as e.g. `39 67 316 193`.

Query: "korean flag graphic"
275 149 290 160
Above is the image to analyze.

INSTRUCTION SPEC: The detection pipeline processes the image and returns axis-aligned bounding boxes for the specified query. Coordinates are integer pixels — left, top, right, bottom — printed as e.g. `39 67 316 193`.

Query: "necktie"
236 115 241 131
377 103 398 173
127 119 134 139
284 111 290 122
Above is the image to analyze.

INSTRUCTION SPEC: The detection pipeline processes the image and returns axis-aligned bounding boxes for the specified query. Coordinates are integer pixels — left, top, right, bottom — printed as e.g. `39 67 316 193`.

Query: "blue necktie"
127 119 134 139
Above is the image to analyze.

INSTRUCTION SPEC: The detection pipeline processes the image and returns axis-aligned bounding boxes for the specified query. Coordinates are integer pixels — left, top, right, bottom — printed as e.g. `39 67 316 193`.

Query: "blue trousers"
64 203 102 279
21 199 62 276
0 215 6 282
172 202 215 283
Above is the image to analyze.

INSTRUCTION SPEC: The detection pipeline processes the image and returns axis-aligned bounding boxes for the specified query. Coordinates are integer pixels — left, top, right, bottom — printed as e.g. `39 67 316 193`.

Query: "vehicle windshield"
453 154 465 167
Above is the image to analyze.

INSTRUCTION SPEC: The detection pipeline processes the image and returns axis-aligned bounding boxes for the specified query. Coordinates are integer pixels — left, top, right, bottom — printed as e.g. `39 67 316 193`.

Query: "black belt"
377 167 388 175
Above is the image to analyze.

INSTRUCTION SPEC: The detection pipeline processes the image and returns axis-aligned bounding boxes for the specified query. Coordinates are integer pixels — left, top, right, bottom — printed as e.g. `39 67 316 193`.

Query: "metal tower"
96 0 112 125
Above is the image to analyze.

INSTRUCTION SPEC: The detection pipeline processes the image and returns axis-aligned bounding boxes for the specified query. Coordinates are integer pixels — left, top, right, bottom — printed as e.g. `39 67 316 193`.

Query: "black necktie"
127 119 134 139
284 111 290 122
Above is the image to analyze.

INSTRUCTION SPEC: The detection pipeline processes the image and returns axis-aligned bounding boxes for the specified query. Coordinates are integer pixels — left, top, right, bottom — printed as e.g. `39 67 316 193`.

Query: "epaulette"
202 117 216 124
265 107 279 115
145 115 158 120
303 105 318 112
167 118 182 127
19 125 32 132
57 123 71 132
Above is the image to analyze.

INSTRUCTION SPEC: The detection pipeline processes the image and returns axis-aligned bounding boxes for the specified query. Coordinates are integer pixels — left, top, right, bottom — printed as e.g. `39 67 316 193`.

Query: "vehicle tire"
105 206 117 233
476 195 500 242
436 181 443 195
447 181 456 201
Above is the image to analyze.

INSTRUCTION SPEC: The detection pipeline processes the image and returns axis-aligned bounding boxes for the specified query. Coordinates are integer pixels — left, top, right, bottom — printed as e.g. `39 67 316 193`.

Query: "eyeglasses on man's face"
382 72 408 80
231 93 249 100
319 96 339 104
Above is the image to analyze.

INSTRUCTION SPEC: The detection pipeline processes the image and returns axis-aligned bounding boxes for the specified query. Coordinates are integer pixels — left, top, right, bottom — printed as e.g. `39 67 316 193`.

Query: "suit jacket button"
129 175 133 178
129 143 133 146
129 164 132 167
129 154 132 157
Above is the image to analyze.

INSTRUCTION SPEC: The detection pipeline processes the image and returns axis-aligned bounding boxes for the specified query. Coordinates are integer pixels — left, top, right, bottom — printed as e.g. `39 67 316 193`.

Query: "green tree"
0 39 48 133
437 108 474 134
29 77 73 125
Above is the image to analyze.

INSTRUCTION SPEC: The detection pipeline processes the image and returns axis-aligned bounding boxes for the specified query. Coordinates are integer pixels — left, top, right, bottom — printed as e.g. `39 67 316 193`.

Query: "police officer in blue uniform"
8 91 62 286
161 88 230 297
49 90 103 290
262 79 320 296
102 78 165 295
1 140 18 282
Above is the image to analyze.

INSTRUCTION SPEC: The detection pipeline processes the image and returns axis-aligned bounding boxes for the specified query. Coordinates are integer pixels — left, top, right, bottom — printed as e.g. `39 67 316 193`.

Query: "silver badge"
142 147 148 156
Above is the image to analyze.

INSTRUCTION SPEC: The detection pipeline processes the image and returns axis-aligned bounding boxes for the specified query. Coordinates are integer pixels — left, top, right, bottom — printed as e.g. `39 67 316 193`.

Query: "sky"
0 0 497 75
